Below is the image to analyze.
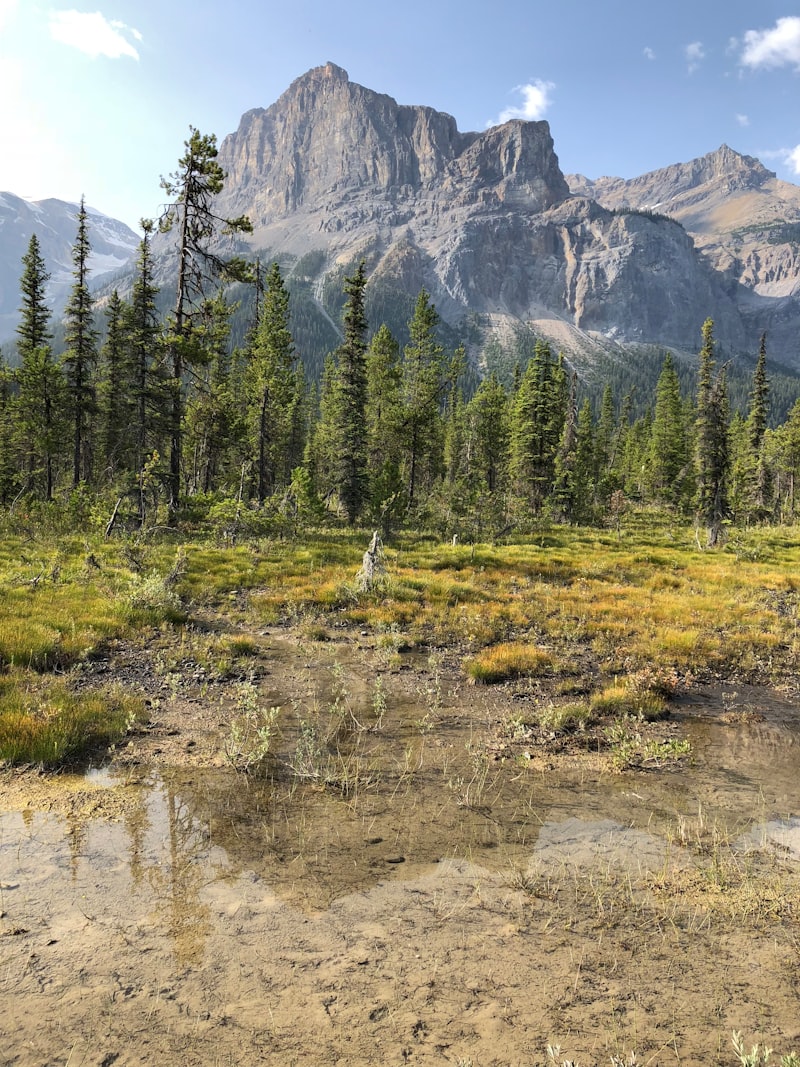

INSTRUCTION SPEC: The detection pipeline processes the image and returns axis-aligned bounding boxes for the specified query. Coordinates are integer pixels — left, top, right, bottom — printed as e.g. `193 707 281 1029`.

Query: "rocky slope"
212 63 751 365
568 147 800 359
0 194 138 346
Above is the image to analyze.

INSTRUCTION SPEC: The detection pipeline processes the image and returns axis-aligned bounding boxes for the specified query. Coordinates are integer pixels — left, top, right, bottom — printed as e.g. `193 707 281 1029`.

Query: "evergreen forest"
3 129 800 547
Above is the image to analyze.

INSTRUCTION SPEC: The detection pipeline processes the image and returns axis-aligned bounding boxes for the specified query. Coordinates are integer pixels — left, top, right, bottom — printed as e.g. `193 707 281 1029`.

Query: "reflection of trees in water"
65 811 87 883
166 765 539 912
145 774 214 965
124 781 151 888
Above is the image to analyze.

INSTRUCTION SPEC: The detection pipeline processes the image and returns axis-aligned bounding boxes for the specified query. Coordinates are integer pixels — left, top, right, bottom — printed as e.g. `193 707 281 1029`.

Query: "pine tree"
63 196 99 486
647 353 691 508
329 261 369 525
401 290 445 508
365 323 404 526
695 319 730 545
160 127 252 508
17 234 52 359
96 290 130 478
15 235 62 499
245 261 296 500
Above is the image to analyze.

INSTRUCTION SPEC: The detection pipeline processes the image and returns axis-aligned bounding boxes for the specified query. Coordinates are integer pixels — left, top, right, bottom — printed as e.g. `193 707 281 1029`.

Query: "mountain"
208 63 762 376
0 194 139 347
567 147 800 361
7 66 799 389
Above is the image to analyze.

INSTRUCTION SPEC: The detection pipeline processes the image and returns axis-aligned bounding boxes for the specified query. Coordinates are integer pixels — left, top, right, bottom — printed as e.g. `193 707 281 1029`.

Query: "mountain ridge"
2 66 800 378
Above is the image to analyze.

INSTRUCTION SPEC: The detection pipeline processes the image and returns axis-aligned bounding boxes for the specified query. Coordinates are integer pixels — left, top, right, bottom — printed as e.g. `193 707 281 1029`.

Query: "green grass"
464 642 553 684
0 673 145 766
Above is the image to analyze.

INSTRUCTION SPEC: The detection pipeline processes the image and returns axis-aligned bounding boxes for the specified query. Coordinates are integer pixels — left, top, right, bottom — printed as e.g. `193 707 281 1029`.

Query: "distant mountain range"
3 64 800 385
0 194 139 346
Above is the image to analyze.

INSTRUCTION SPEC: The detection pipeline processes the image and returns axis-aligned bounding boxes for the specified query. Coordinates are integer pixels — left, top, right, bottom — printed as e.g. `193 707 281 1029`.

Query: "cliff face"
218 63 569 220
568 146 800 357
212 65 756 358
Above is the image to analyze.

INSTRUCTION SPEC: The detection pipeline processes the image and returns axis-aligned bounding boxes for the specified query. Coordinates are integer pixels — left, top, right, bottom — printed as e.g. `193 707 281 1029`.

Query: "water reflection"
2 695 800 962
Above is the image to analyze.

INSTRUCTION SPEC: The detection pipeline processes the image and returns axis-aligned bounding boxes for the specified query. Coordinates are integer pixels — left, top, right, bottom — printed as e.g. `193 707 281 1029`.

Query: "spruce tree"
647 353 691 508
17 234 52 359
330 261 369 525
96 289 130 478
401 290 445 508
746 333 771 519
126 221 164 504
467 373 509 495
63 196 99 486
365 323 404 525
245 261 296 500
695 319 730 544
15 235 62 499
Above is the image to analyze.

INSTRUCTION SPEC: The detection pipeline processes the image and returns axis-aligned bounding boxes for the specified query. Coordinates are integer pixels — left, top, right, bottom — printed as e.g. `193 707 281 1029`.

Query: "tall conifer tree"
63 196 99 486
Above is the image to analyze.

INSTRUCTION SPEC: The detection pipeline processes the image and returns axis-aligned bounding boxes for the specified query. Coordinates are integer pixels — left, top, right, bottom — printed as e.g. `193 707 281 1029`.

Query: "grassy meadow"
1 512 799 767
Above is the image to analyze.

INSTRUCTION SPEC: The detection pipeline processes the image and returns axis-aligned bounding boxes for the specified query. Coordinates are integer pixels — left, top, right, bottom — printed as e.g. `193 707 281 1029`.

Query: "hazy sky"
1 0 799 230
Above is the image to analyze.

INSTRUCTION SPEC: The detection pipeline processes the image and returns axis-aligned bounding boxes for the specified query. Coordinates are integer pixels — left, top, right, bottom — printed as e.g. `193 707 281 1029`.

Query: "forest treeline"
2 129 800 544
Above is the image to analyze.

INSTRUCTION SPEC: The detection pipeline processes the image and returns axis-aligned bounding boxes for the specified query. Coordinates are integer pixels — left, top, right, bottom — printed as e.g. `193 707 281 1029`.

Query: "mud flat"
2 638 800 1065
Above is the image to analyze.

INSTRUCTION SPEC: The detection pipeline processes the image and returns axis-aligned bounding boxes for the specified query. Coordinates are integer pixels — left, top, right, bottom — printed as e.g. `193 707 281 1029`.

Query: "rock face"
567 146 800 359
0 194 138 344
213 64 756 361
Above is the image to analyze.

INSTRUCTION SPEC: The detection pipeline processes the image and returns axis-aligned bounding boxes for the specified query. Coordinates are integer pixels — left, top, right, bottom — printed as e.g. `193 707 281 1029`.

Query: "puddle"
3 689 800 1064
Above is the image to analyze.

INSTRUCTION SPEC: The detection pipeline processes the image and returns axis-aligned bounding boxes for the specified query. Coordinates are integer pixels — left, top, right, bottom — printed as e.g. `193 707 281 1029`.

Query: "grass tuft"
464 642 552 684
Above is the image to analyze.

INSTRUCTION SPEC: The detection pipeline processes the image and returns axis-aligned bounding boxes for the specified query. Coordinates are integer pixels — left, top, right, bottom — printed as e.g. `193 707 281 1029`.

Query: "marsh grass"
465 642 553 684
0 674 144 766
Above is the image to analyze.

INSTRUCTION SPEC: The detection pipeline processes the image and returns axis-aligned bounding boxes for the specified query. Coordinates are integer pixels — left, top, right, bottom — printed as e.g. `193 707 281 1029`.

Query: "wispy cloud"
49 9 142 60
685 41 705 72
489 80 555 126
786 146 800 176
735 113 750 127
741 16 800 70
643 46 656 61
0 0 18 30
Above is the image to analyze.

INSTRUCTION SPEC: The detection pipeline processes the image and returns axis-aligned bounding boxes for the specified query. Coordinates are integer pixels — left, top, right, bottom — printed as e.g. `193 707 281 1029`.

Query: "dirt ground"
2 627 800 1066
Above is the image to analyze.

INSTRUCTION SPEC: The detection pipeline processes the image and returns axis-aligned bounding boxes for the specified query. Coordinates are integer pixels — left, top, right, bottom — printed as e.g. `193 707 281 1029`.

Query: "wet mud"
2 633 800 1065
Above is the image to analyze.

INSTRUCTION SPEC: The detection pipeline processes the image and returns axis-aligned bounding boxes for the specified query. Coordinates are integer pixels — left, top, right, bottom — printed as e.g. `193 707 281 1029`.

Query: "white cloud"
735 113 750 127
685 41 705 72
787 146 800 175
48 9 141 60
741 16 800 70
643 46 656 61
490 80 555 126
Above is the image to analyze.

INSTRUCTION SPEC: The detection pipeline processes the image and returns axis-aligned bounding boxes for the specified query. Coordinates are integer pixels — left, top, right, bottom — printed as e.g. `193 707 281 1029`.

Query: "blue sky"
1 0 799 230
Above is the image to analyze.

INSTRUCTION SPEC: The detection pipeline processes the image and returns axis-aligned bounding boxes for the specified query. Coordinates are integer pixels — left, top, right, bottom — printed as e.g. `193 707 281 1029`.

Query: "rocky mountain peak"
216 66 570 239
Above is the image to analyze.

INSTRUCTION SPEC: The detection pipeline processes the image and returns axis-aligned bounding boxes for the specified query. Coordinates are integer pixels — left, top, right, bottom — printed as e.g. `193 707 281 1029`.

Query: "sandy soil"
2 630 800 1066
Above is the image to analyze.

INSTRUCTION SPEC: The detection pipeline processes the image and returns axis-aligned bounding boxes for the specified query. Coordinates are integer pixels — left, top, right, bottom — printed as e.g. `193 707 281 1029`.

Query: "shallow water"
3 691 800 1064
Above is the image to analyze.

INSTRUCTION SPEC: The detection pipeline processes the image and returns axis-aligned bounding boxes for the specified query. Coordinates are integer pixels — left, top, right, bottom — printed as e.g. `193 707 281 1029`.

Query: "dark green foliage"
401 290 446 509
63 196 99 487
647 353 693 509
695 319 730 544
244 261 297 500
17 234 52 360
508 341 567 516
329 261 369 525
